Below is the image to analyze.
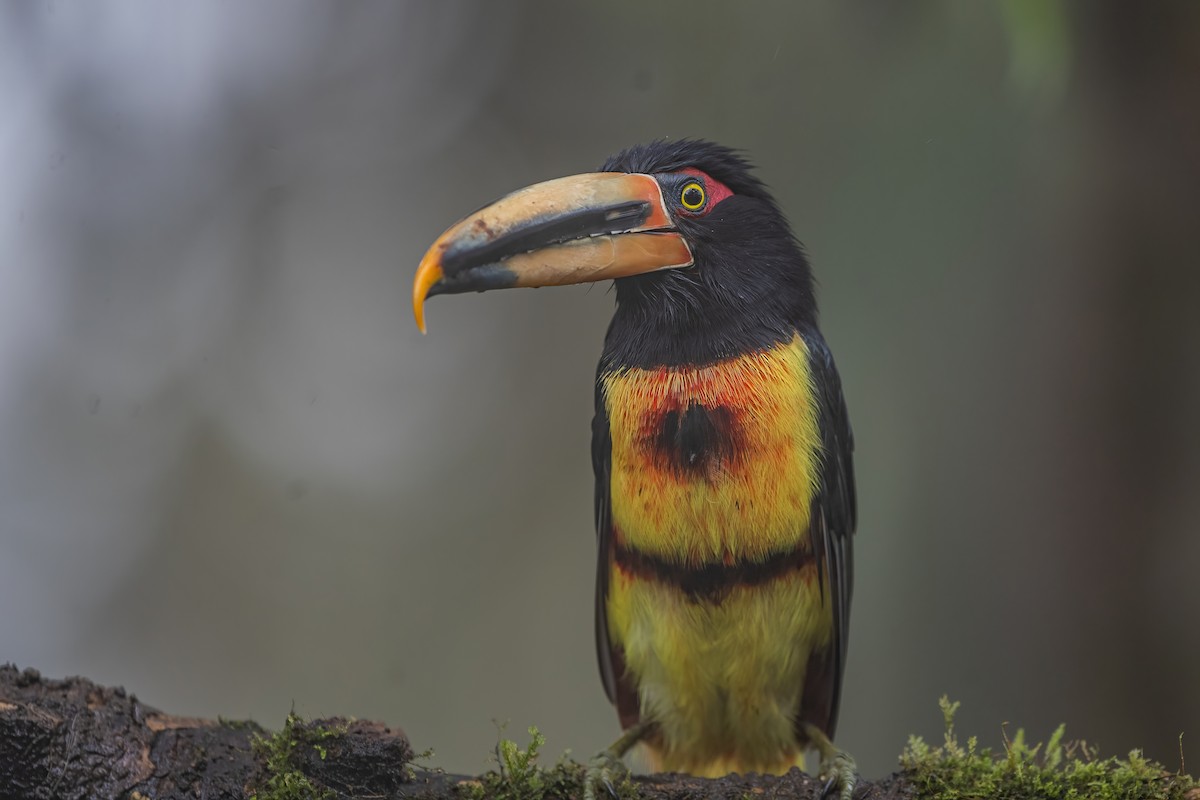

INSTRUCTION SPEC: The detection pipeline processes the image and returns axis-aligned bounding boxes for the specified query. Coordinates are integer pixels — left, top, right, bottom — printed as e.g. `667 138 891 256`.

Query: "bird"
413 140 857 799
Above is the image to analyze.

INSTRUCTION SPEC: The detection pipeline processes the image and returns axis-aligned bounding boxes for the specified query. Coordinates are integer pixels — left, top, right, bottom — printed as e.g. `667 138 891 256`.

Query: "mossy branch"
0 665 1194 800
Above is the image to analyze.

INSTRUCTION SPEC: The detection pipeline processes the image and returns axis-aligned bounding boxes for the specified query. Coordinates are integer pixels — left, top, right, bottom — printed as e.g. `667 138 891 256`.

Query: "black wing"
592 372 641 728
798 330 857 739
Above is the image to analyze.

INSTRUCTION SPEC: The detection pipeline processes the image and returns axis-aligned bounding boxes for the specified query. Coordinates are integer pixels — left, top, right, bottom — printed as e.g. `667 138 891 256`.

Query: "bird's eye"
680 181 706 211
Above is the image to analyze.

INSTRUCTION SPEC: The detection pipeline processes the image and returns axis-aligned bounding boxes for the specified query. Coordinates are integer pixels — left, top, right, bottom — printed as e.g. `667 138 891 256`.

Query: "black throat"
600 281 801 370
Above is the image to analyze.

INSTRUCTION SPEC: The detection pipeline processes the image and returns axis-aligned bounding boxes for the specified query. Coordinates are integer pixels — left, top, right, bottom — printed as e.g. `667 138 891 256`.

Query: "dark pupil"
683 186 703 207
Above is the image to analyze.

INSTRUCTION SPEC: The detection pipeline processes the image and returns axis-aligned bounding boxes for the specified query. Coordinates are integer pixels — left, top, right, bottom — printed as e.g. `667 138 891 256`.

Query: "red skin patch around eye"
679 167 734 212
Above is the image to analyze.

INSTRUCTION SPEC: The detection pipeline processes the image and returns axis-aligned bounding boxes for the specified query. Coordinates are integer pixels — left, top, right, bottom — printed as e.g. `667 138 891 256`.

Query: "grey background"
2 0 1198 779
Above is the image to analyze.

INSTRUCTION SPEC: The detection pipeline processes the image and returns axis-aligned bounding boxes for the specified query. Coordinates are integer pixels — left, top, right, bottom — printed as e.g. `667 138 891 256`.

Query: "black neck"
600 283 803 370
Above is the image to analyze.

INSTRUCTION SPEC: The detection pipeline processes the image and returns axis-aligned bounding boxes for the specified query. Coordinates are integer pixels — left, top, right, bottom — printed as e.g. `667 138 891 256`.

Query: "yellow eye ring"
680 181 706 211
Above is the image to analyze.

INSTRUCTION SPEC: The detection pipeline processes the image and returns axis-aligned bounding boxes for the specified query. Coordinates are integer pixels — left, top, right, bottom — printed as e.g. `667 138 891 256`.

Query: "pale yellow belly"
607 566 832 776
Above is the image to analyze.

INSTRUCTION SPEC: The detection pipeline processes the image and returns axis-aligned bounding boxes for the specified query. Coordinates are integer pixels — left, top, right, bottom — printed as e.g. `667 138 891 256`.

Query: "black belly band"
612 540 814 603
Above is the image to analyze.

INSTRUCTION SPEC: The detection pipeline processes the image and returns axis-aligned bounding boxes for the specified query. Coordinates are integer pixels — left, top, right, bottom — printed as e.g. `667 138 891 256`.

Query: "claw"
584 750 629 800
819 761 856 800
803 723 857 800
584 720 655 800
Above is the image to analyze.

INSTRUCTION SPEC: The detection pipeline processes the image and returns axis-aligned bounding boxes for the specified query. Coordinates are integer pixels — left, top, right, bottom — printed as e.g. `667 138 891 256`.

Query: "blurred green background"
2 0 1197 780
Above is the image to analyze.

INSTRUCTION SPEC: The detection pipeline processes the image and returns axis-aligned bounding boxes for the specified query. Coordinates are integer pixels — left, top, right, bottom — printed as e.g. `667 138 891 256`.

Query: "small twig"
50 710 81 795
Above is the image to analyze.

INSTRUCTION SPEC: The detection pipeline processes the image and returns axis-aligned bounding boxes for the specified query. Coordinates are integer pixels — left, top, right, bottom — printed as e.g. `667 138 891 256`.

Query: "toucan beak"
412 172 693 332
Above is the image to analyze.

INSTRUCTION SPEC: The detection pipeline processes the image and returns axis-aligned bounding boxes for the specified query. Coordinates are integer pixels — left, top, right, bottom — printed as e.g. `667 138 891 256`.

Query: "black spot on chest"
652 402 739 477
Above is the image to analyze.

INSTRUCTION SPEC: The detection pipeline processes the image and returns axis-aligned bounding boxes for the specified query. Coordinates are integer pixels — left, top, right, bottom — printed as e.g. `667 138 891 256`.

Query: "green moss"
901 696 1196 800
458 726 600 800
405 745 441 782
248 712 349 800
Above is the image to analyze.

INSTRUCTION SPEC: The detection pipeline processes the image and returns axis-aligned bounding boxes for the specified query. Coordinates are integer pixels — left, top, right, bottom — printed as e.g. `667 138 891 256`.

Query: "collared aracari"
413 140 857 798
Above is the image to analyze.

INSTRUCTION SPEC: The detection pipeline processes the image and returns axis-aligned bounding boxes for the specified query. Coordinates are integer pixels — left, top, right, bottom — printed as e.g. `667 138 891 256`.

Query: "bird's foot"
583 748 629 800
803 723 858 800
583 721 654 800
817 748 857 800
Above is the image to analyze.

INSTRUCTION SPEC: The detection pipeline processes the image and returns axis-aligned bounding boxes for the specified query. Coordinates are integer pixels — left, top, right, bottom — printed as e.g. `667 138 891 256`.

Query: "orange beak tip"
412 256 444 334
412 296 429 334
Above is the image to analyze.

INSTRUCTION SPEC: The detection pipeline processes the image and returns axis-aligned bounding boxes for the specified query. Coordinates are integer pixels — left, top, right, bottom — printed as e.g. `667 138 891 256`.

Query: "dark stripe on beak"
439 200 652 286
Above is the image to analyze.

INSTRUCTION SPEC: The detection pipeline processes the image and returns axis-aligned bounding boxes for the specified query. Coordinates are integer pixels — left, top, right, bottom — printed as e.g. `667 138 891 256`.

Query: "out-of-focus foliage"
1001 0 1071 100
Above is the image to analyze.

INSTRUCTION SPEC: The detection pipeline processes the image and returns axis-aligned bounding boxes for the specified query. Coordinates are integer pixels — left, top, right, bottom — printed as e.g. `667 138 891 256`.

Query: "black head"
597 140 817 369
